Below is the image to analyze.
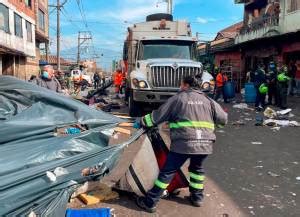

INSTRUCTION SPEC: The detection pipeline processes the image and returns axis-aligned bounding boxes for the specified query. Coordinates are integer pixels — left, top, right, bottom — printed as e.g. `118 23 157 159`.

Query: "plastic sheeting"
0 76 142 216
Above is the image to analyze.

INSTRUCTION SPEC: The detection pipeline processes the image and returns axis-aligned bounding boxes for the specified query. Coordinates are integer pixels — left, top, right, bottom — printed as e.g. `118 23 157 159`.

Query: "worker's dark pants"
215 86 228 103
255 87 266 108
94 80 99 89
268 83 277 105
277 84 288 108
144 152 208 208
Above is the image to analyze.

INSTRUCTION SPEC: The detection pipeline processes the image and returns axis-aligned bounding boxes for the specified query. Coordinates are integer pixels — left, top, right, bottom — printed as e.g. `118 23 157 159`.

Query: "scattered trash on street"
267 172 280 177
251 142 263 145
233 103 249 110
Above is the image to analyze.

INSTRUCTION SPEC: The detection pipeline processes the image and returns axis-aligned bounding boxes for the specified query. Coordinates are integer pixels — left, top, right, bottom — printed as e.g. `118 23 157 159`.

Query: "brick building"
0 0 48 80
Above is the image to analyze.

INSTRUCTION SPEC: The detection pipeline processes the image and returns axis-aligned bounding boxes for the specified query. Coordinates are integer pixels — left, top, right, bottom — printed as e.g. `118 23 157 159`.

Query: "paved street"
69 94 300 217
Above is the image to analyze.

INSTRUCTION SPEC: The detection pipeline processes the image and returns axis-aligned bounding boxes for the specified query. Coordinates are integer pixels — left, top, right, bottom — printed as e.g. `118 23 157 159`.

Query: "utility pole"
57 0 61 71
49 0 67 70
167 0 173 15
77 31 92 67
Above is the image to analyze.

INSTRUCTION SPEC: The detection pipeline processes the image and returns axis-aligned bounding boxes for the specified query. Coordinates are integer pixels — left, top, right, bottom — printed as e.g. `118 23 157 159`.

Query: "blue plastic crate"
66 208 111 217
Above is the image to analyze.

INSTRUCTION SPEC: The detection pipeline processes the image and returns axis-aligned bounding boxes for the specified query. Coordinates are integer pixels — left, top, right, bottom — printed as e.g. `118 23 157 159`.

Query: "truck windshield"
138 40 194 60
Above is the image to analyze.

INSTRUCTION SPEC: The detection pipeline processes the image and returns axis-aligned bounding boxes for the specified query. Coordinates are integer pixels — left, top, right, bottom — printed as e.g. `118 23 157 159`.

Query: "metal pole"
77 31 80 66
57 0 61 70
167 0 173 15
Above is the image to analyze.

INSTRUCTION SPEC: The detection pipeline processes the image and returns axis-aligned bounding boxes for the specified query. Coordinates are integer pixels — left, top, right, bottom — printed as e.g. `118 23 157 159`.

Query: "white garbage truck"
123 13 214 116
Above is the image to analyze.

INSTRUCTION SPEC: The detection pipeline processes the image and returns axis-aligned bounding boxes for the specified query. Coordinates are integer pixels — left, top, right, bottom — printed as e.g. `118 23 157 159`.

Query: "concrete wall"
281 0 300 34
235 25 281 44
236 0 300 44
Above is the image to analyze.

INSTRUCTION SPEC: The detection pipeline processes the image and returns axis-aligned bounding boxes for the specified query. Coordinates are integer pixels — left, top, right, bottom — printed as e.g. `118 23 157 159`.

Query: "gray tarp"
0 76 142 216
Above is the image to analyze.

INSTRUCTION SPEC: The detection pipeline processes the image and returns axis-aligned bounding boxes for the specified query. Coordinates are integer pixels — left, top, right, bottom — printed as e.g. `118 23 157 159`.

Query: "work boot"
136 197 157 213
189 196 203 207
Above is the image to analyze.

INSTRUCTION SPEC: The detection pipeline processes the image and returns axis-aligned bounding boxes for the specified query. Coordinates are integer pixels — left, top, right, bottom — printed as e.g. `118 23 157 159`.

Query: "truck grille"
150 66 202 88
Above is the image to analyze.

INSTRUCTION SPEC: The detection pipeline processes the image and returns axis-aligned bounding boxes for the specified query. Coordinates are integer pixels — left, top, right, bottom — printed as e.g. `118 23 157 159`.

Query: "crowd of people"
210 60 299 111
247 61 299 111
28 65 108 95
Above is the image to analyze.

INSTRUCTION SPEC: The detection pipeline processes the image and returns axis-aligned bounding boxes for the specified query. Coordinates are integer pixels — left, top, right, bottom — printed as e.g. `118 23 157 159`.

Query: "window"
138 40 194 60
38 9 45 31
25 0 32 8
26 21 32 42
287 0 300 12
0 3 9 33
14 13 23 37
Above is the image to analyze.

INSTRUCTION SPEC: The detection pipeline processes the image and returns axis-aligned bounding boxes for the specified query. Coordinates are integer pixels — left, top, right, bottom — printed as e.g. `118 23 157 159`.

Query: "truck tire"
146 13 173 22
128 91 141 117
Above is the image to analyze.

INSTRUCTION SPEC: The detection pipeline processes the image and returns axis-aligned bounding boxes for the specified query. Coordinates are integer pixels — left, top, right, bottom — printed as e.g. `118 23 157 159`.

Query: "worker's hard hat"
259 83 268 94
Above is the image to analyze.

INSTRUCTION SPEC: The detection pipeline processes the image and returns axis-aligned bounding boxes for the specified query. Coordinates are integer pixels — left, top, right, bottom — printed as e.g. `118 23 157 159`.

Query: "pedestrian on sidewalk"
266 62 278 105
136 76 228 213
37 65 62 93
114 69 123 94
214 69 229 103
277 66 290 109
93 72 100 90
254 64 267 111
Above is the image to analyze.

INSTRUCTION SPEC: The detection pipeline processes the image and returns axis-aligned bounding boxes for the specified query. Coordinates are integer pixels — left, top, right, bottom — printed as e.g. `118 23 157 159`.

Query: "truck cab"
123 14 213 116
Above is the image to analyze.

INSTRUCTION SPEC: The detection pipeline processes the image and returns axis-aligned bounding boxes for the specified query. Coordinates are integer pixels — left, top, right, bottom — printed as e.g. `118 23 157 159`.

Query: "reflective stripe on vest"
144 114 154 127
189 182 204 190
169 121 215 130
189 172 205 181
154 179 169 189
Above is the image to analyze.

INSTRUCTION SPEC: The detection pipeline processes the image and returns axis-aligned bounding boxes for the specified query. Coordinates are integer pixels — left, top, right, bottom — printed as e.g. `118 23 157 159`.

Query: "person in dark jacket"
267 62 278 105
277 66 290 109
37 65 62 93
136 76 228 213
93 72 100 89
254 65 267 110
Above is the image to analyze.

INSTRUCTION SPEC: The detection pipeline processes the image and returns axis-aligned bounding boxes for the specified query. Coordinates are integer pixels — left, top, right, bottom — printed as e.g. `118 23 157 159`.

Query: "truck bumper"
133 89 177 103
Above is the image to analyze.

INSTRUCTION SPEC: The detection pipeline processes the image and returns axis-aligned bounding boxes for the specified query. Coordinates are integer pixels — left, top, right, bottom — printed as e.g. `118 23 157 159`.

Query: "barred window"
0 3 9 33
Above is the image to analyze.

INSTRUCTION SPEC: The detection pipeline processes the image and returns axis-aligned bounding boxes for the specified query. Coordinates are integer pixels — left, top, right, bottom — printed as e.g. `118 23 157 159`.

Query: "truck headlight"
139 81 147 88
202 82 210 90
132 78 148 88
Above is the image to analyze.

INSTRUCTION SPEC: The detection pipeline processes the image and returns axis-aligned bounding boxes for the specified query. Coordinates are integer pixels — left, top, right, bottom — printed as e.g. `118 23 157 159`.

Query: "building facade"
235 0 300 74
0 0 48 80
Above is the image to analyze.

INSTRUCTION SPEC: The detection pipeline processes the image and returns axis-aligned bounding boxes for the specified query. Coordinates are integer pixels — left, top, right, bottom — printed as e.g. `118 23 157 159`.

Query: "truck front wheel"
128 91 141 117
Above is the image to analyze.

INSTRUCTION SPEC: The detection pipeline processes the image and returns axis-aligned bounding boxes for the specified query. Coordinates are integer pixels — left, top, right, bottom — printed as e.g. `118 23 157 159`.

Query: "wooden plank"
78 193 100 205
118 122 134 127
114 127 131 135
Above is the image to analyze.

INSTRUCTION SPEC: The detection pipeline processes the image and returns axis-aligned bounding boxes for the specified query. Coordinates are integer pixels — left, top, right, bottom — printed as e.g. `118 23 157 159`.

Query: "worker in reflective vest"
136 76 228 213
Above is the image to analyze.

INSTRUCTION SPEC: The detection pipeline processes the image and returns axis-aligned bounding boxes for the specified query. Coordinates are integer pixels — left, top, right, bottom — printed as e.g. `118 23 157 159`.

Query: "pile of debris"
263 107 300 127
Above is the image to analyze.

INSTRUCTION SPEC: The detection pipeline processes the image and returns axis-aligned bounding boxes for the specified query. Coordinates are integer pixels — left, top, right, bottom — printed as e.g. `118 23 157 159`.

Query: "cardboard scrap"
77 184 119 205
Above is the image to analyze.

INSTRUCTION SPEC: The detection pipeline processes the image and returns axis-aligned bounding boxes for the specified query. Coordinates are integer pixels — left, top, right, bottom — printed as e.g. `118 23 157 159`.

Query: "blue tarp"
0 76 143 216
